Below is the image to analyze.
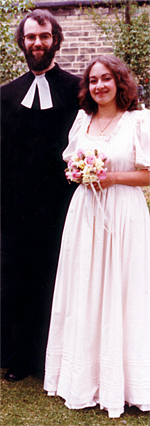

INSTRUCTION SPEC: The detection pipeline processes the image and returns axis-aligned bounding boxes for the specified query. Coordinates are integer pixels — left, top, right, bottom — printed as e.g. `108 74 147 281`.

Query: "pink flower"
65 171 70 179
77 149 85 159
85 155 95 166
96 169 107 180
98 153 107 162
72 170 82 179
68 159 73 167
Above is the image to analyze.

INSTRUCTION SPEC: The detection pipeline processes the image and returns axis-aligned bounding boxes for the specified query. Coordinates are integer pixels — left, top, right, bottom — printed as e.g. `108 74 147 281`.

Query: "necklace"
97 110 118 136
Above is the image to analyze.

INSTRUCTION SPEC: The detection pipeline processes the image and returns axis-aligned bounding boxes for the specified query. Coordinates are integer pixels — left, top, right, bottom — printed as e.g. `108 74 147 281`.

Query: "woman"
44 55 150 418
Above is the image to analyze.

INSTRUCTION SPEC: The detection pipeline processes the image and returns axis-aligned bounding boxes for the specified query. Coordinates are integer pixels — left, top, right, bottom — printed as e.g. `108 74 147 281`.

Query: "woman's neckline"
86 110 129 140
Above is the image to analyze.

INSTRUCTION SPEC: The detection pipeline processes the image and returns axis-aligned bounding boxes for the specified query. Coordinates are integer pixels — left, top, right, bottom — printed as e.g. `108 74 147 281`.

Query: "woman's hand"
86 170 150 191
86 173 115 191
98 172 115 190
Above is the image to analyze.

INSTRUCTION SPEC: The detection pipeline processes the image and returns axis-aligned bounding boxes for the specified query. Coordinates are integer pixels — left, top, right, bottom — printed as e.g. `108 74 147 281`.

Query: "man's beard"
24 43 56 72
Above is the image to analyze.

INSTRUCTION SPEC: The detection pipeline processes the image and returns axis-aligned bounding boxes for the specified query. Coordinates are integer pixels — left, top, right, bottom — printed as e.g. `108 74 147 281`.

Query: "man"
1 9 80 381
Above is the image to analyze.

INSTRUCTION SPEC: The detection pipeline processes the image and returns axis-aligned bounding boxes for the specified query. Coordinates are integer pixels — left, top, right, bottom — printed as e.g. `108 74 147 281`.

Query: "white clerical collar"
21 73 53 110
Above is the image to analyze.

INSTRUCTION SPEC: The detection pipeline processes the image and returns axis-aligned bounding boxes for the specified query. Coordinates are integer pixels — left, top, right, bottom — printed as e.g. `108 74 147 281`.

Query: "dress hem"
46 391 150 418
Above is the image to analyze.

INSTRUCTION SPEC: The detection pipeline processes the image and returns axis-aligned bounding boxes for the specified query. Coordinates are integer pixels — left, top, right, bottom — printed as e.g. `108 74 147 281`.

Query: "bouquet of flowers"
65 149 110 231
65 149 107 187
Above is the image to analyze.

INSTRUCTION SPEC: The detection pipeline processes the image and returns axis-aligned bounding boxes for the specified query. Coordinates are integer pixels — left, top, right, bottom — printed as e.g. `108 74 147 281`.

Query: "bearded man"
1 9 80 381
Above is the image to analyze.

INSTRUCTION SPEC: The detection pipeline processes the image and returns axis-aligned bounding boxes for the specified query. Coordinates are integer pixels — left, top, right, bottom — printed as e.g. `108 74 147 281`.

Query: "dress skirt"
44 183 150 418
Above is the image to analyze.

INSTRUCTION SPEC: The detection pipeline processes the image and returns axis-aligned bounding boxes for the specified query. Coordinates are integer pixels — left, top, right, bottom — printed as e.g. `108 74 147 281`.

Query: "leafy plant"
83 1 150 107
0 0 35 83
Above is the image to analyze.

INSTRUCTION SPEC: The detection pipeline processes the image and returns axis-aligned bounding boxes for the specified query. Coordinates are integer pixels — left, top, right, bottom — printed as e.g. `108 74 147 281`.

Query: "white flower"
95 158 104 170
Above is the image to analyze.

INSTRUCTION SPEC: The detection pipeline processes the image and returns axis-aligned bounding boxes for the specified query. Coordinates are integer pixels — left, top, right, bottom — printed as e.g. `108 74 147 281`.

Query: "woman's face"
89 62 117 107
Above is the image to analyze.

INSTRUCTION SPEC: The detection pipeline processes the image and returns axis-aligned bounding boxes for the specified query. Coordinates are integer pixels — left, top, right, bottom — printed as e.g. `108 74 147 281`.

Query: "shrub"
84 1 150 107
0 0 35 83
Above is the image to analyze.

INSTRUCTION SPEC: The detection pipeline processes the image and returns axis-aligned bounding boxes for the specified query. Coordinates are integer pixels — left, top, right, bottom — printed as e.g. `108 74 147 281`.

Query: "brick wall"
34 1 150 77
54 8 113 75
35 3 113 76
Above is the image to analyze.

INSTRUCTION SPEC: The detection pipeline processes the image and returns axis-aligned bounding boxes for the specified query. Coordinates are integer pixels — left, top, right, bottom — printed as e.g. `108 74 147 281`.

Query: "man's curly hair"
16 9 64 53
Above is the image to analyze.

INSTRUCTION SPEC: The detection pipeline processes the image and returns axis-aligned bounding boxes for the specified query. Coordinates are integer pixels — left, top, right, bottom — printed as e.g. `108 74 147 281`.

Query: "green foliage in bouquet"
0 0 35 83
83 1 150 107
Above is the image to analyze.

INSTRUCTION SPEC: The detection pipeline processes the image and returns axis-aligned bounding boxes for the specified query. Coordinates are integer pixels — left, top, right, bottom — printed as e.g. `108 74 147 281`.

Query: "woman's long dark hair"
79 55 138 114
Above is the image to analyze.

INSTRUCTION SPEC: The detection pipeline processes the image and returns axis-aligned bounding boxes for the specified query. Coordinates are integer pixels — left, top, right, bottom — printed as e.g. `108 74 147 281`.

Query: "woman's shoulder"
76 109 90 121
127 108 150 121
130 109 150 133
121 109 150 133
127 109 150 150
70 109 91 135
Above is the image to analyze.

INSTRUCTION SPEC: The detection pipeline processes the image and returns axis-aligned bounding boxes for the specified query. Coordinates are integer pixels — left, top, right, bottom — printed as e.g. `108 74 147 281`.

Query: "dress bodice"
63 109 150 173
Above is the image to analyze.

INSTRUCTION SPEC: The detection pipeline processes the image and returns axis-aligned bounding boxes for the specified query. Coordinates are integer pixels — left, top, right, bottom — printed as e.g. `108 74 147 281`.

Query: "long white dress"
44 109 150 418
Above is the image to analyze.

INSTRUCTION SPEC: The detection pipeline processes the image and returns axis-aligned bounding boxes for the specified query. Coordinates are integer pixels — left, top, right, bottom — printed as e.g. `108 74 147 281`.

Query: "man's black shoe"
5 368 28 382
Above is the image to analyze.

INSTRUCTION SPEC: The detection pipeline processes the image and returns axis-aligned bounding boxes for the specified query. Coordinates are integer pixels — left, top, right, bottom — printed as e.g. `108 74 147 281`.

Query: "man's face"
23 18 56 72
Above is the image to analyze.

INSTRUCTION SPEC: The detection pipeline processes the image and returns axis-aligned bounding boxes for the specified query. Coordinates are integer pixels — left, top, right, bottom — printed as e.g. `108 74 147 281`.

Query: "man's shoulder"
55 64 81 84
1 72 33 97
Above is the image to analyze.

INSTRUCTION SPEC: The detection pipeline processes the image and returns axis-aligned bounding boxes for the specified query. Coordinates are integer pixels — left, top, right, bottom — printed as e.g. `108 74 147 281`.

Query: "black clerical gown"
1 64 80 373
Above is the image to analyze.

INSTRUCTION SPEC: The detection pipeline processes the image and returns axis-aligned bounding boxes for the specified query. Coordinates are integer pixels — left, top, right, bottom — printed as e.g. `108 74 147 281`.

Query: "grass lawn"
143 186 150 211
1 369 150 426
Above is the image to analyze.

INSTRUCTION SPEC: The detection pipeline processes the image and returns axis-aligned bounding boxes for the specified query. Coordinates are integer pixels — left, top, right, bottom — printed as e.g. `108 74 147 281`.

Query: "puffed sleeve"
62 109 87 163
134 109 150 171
